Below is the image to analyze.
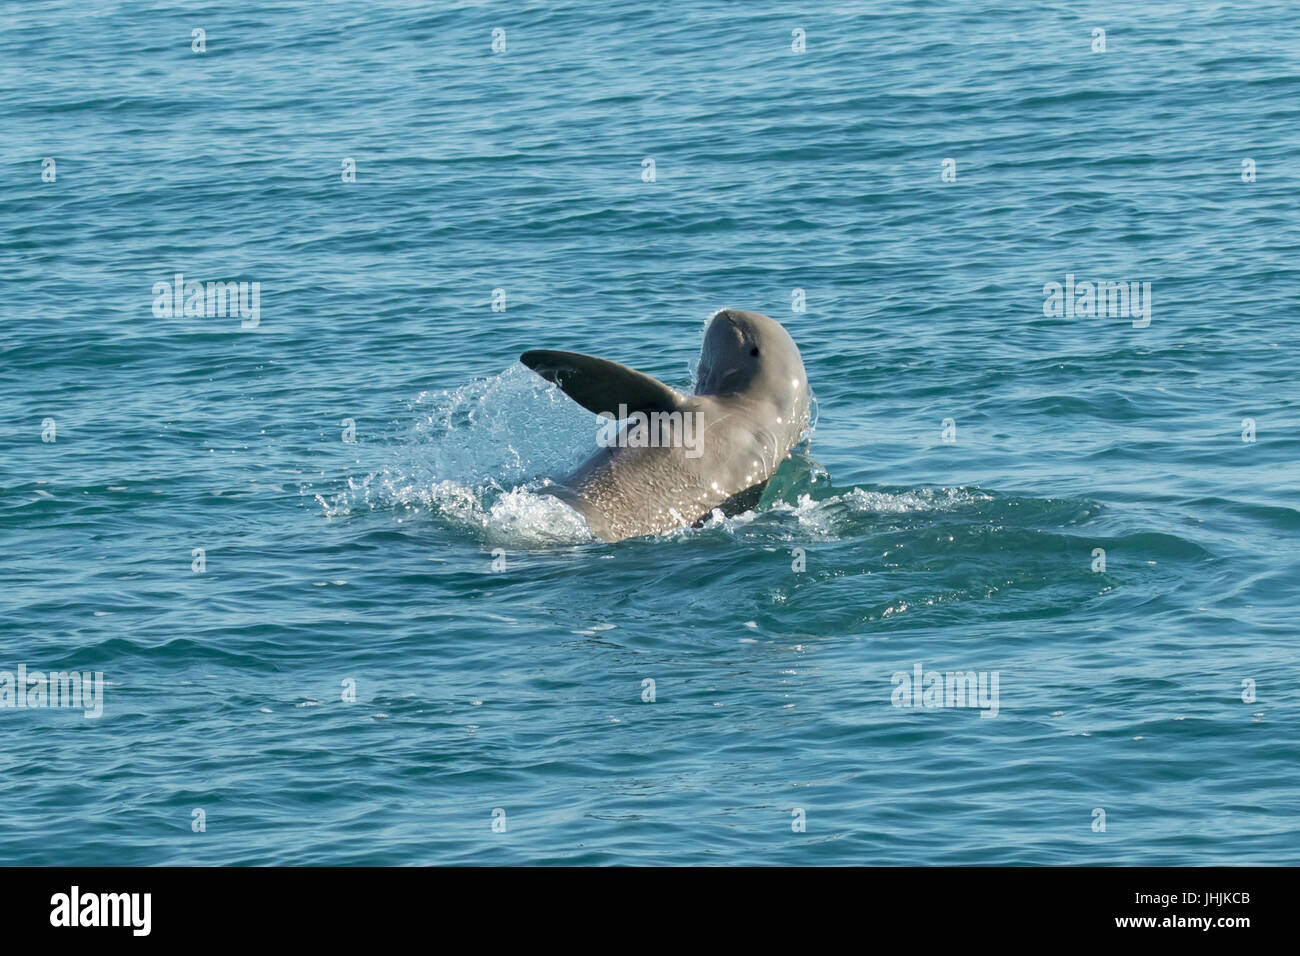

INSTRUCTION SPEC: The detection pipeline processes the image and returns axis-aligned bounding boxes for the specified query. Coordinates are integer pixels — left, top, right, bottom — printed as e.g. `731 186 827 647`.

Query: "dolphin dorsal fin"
520 350 685 417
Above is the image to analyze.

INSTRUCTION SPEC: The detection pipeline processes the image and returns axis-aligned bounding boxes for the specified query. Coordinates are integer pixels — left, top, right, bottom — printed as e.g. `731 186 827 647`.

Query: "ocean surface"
2 1 1298 865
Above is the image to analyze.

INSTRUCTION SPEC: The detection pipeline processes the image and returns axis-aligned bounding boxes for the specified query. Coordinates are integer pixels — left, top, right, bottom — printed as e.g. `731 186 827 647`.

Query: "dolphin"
520 309 811 542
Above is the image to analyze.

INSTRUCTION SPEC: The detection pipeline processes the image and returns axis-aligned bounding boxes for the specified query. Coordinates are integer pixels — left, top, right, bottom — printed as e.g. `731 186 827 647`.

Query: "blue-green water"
2 1 1298 865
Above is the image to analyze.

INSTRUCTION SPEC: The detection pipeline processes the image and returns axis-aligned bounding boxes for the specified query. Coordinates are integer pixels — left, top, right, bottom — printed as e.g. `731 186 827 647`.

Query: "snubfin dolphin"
520 309 811 542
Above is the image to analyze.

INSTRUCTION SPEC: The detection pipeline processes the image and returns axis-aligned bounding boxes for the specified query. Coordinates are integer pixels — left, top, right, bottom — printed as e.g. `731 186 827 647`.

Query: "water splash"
315 365 597 545
315 367 1023 549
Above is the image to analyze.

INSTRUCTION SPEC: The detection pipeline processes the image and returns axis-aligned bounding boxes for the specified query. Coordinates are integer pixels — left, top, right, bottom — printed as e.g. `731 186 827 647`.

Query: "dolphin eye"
750 347 760 357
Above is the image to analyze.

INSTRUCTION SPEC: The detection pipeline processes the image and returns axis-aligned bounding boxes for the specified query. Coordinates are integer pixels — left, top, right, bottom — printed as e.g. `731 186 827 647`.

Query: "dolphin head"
694 308 810 431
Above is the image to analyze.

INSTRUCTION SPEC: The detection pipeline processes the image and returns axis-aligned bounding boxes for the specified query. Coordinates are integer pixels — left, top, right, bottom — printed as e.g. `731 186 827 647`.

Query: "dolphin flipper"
520 350 685 417
691 480 768 527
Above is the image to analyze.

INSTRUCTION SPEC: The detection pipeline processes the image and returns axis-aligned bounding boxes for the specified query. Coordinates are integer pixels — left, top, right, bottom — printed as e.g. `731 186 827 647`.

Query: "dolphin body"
521 309 811 542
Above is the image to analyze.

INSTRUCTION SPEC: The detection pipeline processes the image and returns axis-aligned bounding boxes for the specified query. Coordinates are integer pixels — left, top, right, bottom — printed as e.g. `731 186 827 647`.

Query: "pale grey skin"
521 309 811 542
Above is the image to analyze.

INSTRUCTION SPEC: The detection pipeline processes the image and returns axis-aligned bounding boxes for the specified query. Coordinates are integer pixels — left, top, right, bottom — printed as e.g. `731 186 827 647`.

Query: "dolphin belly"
543 437 774 542
543 444 739 542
